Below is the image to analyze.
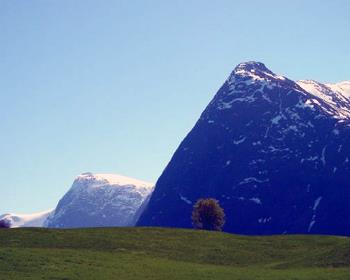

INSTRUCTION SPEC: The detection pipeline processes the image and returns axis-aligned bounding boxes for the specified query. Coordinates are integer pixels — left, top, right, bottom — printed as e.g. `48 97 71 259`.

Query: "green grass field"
0 227 349 279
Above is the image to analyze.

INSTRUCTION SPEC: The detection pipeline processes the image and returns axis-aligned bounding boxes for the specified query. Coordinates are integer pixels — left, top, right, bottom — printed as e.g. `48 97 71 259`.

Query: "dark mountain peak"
229 61 286 84
215 63 348 122
234 61 270 73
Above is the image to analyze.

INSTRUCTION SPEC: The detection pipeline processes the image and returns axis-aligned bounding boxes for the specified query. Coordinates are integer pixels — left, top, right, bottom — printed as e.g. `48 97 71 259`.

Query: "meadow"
0 227 349 279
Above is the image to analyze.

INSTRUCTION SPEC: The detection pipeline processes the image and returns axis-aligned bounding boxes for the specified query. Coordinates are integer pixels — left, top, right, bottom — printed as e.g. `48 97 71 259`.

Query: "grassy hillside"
0 227 349 279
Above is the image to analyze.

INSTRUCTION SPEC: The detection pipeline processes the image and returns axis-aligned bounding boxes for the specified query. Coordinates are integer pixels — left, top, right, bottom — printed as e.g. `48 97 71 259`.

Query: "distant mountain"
297 79 350 119
1 173 153 228
137 62 350 236
0 209 53 228
326 81 350 97
46 173 154 228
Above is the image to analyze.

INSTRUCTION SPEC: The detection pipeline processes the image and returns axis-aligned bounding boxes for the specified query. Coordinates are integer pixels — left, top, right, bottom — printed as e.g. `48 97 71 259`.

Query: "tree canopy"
192 198 225 231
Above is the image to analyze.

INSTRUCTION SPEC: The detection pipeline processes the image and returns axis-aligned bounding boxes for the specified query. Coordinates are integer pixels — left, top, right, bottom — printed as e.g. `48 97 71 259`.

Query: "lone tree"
0 219 10 229
192 198 225 231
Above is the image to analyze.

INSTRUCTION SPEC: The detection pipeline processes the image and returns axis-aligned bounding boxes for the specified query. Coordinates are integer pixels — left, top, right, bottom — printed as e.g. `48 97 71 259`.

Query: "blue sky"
1 0 349 214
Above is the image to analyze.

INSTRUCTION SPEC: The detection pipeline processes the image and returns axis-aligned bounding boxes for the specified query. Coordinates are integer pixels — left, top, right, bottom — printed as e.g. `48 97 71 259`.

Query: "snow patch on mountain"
0 209 54 228
76 172 153 189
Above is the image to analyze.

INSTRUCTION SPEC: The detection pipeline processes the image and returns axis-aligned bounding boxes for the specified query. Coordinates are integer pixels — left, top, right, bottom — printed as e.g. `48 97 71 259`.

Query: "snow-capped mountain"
297 80 350 120
326 81 350 98
1 173 153 229
47 172 154 228
138 61 350 235
0 209 53 228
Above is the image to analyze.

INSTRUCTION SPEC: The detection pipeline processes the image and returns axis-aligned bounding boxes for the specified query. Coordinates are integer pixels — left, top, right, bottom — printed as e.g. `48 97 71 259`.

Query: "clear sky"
1 0 349 214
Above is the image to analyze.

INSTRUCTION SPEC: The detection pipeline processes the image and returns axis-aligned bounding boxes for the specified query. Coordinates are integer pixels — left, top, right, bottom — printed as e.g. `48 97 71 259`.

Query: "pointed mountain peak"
229 61 286 83
234 61 271 73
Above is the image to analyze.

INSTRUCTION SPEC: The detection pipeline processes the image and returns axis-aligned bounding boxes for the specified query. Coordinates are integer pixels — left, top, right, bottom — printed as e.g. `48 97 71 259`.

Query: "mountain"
297 79 350 119
326 81 350 97
137 61 350 236
46 172 154 228
1 172 154 228
0 209 53 228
